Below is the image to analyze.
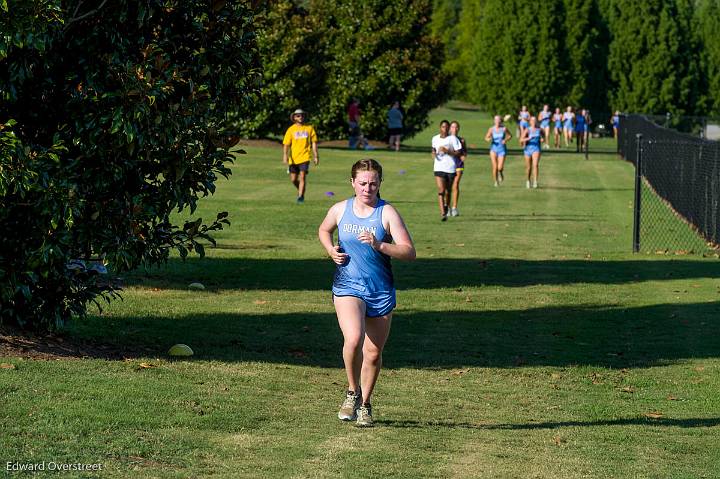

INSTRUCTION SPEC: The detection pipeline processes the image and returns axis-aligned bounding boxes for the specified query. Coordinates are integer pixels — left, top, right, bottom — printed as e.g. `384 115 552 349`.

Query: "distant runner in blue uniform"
485 115 512 187
449 121 468 217
552 107 563 148
576 108 591 153
318 159 416 428
611 111 620 139
562 106 575 147
518 105 530 141
520 116 544 189
538 104 552 150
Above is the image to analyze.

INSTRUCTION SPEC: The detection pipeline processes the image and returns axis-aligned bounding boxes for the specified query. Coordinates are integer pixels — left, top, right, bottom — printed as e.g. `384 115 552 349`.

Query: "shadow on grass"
376 417 720 430
124 257 720 292
74 301 720 368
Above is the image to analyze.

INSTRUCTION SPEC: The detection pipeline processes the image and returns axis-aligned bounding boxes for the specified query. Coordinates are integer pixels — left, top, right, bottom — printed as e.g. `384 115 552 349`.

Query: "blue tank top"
539 111 551 122
492 127 506 146
333 197 393 294
527 127 541 148
576 115 586 129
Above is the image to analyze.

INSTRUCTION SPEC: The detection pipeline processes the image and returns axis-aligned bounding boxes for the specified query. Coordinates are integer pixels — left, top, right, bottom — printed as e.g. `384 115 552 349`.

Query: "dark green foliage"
600 0 701 115
696 0 720 114
459 0 565 114
240 0 447 140
429 0 463 93
0 0 261 330
562 0 610 112
446 0 482 99
441 0 712 115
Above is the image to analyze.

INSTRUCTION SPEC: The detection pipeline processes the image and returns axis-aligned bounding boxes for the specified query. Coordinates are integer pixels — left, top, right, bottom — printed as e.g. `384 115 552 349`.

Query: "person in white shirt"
431 120 462 221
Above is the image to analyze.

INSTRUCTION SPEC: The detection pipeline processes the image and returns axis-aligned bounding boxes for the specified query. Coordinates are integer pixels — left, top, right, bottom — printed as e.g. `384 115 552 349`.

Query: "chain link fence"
619 114 720 255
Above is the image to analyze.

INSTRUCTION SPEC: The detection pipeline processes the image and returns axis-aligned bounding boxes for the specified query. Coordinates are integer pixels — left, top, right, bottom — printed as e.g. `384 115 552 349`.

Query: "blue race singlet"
539 111 551 128
524 127 542 156
491 126 507 155
333 197 394 296
575 114 586 133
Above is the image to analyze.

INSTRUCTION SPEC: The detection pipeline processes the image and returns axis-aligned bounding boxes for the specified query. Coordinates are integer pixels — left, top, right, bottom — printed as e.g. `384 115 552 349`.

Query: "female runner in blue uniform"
520 116 544 188
552 107 562 148
318 159 416 427
611 111 620 139
562 106 575 147
518 105 530 141
449 121 467 216
538 104 552 150
575 109 588 153
484 115 512 186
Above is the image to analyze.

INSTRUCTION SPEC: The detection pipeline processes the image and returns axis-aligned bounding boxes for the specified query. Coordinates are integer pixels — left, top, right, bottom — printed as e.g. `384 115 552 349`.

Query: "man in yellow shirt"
283 109 319 204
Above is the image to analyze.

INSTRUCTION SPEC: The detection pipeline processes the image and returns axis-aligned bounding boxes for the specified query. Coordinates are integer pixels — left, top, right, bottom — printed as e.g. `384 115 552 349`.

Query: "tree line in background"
432 0 719 117
236 0 448 140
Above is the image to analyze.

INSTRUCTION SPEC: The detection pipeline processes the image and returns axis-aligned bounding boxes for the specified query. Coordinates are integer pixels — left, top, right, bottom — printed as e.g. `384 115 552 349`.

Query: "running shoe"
532 181 538 189
498 171 504 183
526 180 531 189
296 196 304 204
441 214 448 222
494 181 498 187
338 390 361 421
450 207 459 217
356 404 374 427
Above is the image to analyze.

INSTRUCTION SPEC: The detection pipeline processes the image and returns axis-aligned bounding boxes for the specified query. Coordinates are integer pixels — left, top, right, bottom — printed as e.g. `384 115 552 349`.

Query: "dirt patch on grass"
0 325 152 361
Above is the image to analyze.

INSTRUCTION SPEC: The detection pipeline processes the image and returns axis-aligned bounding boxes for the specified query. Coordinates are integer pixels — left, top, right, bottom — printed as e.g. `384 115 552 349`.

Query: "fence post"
632 134 643 253
585 128 590 160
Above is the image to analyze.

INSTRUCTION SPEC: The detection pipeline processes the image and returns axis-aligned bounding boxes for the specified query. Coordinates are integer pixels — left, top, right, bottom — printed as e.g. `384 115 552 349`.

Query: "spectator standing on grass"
387 101 403 151
318 159 416 428
348 98 370 150
282 109 318 204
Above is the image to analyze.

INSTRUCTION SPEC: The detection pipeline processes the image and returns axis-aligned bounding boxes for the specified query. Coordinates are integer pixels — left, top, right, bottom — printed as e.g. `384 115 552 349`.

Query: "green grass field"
2 103 720 478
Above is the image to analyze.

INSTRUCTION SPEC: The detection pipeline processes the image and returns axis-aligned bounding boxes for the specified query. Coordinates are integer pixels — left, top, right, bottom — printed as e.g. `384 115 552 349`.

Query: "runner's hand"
328 245 348 265
357 231 378 250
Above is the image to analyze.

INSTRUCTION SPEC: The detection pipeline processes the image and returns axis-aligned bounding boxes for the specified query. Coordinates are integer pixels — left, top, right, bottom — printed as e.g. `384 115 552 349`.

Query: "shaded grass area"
123 257 720 291
69 302 720 369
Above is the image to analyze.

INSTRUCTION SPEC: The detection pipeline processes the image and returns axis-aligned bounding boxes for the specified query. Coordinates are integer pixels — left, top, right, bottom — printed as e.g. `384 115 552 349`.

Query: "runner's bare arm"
318 201 348 265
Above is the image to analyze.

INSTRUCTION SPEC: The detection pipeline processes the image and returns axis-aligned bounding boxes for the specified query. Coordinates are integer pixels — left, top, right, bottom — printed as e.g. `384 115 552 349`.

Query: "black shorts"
389 127 403 136
288 162 310 174
434 171 456 183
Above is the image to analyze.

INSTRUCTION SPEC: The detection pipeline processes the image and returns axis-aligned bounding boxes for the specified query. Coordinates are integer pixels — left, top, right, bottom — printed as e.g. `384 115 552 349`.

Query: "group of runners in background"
282 104 621 222
430 105 614 220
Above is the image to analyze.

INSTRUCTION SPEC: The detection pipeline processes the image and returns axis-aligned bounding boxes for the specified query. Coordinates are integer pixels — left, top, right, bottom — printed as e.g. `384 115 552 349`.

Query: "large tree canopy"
238 0 448 140
0 0 261 329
